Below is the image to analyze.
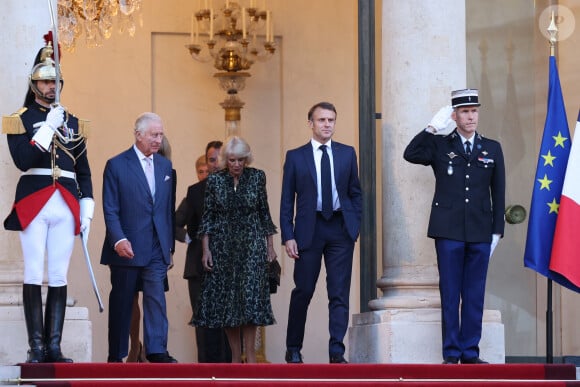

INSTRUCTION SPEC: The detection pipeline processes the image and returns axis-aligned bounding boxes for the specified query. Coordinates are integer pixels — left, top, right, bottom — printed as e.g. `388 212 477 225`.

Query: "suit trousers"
286 212 354 356
108 248 169 359
435 238 490 360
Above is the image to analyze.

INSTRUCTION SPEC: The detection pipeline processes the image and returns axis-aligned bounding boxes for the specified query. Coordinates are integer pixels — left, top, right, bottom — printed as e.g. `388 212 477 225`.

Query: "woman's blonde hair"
219 136 253 169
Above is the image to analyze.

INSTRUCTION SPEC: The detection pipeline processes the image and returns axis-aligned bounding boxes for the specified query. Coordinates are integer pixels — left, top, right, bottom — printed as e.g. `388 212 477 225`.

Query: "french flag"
550 109 580 288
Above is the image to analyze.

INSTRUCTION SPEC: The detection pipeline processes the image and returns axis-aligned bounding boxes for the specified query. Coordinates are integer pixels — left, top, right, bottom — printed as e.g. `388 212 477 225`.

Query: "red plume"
43 31 62 60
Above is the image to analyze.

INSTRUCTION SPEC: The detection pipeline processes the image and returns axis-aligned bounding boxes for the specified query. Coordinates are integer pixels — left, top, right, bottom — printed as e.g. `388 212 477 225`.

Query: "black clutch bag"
268 259 281 294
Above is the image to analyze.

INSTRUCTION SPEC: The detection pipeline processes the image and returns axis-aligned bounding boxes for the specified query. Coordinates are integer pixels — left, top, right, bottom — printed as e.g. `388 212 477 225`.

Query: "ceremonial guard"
1 35 94 363
404 89 505 364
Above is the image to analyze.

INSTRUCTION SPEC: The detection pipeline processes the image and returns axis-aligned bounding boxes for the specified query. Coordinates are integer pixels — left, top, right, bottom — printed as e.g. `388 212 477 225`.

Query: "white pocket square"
164 175 171 181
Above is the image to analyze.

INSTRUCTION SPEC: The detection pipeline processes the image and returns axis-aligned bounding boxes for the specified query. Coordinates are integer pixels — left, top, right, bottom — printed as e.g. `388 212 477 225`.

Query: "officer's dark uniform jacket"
2 101 93 233
403 128 505 243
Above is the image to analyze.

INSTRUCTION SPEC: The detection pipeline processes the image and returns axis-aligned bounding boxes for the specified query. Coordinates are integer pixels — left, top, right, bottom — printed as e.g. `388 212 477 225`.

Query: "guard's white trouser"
20 190 75 286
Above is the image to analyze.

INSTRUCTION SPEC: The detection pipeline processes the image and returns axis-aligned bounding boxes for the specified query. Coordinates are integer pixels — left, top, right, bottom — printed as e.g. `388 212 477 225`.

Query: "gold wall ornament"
186 1 277 137
57 0 143 51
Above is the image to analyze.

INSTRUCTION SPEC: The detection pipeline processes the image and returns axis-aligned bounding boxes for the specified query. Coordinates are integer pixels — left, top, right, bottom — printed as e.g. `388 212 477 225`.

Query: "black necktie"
320 145 333 220
465 140 472 156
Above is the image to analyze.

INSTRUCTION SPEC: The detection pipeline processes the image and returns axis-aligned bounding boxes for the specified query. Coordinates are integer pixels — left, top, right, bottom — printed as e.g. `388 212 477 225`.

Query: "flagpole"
546 279 553 363
544 11 557 365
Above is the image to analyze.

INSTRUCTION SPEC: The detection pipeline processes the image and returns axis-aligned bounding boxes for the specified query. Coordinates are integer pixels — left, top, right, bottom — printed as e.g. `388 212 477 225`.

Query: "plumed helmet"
28 32 64 104
30 43 58 82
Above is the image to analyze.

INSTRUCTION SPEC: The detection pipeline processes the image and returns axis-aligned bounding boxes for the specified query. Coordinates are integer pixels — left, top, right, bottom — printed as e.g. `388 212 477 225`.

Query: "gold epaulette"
78 119 90 138
1 108 28 134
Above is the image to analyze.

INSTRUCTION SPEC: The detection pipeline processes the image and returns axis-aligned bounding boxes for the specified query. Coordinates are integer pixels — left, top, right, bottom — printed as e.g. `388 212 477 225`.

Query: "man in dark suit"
101 112 177 363
404 89 505 365
280 101 362 364
175 140 231 363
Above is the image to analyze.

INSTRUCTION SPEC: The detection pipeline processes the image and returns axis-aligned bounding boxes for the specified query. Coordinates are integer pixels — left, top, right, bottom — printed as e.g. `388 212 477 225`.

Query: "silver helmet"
28 42 63 103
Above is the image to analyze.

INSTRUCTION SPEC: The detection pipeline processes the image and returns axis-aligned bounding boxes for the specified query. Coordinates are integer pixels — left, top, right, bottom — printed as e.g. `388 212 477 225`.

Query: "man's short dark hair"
307 102 337 121
205 140 223 154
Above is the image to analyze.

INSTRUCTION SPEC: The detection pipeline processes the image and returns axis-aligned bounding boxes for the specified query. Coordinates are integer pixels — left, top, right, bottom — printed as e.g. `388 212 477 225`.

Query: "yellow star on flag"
541 150 556 167
537 174 552 190
547 198 559 214
553 131 568 148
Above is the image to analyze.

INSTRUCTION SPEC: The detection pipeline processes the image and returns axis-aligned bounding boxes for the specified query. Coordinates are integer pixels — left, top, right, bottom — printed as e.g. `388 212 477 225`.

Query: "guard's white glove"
80 198 95 242
46 105 65 130
31 105 65 151
427 105 454 135
490 234 501 258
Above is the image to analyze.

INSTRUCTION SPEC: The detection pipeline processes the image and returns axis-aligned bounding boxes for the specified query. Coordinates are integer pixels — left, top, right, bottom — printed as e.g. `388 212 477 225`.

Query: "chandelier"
185 1 276 136
57 0 143 51
186 0 275 72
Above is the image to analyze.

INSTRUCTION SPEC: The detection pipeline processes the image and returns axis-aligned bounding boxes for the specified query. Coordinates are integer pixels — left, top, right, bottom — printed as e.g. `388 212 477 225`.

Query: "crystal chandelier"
57 0 143 51
186 0 276 72
185 1 276 136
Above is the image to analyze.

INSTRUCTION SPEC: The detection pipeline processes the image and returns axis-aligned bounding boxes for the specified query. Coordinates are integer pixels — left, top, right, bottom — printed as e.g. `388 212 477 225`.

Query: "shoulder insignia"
78 119 91 138
2 110 27 134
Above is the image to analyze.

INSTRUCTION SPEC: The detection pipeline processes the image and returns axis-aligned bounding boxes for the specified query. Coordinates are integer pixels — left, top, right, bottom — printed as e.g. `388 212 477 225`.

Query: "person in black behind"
403 89 505 365
2 36 93 363
175 140 232 362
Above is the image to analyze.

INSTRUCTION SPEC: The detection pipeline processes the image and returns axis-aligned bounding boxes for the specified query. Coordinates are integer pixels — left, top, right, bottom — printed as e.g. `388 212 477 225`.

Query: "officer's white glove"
490 234 501 258
427 105 454 135
31 105 65 151
80 198 95 242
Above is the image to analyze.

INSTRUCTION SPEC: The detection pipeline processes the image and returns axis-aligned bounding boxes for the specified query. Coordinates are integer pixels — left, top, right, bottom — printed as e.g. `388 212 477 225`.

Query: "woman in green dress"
194 136 277 363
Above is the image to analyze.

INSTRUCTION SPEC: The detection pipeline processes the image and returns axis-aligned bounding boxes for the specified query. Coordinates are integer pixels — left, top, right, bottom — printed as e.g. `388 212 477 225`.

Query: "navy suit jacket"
100 147 174 267
280 141 362 250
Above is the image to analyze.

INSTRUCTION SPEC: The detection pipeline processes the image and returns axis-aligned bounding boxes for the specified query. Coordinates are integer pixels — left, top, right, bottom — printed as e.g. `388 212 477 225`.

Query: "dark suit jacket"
100 147 174 266
175 179 206 279
280 141 362 249
403 129 505 243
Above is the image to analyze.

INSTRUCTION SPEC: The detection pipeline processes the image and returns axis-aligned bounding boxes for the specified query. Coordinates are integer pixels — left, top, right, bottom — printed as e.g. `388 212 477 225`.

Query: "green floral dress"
193 167 277 328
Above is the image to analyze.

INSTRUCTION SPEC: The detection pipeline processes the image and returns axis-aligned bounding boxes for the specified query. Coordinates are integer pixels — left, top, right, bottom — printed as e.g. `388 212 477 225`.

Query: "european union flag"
524 56 579 292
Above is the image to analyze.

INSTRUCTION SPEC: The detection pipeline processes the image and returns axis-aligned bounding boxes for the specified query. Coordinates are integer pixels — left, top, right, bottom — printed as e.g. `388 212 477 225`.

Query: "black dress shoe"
329 354 348 364
442 356 459 364
461 357 488 364
285 350 303 363
146 352 178 363
107 356 123 363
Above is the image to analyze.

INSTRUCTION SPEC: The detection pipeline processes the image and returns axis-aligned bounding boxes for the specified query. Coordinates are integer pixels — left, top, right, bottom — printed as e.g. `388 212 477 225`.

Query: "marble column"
0 0 92 364
348 0 505 363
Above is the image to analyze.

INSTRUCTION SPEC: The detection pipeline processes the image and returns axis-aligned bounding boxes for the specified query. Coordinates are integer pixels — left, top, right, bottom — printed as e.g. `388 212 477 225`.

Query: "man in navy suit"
404 89 505 364
101 112 177 363
281 102 362 364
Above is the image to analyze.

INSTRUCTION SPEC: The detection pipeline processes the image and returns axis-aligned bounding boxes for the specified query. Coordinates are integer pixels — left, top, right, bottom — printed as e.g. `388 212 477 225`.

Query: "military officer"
2 37 93 363
403 89 505 365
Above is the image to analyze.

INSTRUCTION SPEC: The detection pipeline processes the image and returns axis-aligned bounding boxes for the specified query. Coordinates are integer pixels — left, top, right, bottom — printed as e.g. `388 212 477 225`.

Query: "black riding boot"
23 284 45 363
44 286 73 363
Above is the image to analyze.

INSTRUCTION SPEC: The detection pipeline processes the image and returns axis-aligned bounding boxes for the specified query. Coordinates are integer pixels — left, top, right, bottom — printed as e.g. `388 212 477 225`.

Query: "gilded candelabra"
186 0 276 136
